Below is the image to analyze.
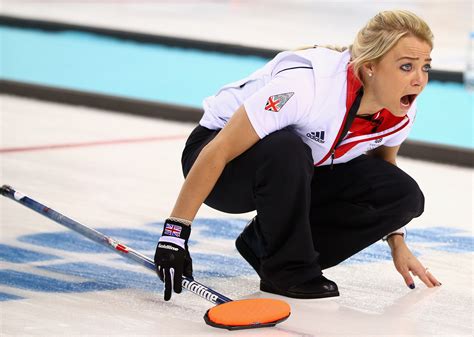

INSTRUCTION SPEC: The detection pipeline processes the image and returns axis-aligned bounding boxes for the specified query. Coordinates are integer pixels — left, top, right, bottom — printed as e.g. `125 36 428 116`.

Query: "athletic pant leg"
182 125 322 288
181 125 254 213
309 155 425 269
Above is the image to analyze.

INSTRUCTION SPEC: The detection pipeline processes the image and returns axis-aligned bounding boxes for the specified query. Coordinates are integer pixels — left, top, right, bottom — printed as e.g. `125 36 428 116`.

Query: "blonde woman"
154 10 442 301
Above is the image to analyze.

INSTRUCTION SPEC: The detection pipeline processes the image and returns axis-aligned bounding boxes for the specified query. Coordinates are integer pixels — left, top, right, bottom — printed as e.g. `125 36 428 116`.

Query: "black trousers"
182 125 425 288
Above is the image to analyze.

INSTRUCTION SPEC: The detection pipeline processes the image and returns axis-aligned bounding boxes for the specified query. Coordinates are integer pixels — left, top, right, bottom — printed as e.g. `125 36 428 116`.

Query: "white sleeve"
384 102 417 147
382 226 407 241
243 68 314 139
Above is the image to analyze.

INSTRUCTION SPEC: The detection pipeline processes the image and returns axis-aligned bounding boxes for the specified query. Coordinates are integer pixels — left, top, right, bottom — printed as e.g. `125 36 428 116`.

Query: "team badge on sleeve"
264 92 294 112
164 223 182 237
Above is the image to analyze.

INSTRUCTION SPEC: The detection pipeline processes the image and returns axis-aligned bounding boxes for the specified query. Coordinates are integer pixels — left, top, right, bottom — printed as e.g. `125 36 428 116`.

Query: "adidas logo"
306 131 325 143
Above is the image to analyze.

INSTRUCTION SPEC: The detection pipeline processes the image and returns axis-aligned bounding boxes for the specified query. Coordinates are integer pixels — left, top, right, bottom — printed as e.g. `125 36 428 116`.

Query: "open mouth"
400 94 417 109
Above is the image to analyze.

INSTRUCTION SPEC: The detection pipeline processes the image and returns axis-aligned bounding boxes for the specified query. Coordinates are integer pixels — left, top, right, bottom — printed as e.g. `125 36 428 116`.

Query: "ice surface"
1 96 472 336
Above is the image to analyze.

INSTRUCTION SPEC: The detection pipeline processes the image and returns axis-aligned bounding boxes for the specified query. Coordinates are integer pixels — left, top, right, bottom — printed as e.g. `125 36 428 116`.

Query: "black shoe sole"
260 280 340 299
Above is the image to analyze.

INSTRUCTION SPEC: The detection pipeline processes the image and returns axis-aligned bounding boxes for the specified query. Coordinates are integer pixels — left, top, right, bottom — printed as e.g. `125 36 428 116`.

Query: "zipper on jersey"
329 88 363 170
329 149 335 169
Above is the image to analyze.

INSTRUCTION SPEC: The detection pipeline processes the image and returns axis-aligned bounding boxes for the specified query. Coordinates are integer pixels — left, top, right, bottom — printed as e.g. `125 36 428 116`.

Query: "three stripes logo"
306 131 325 143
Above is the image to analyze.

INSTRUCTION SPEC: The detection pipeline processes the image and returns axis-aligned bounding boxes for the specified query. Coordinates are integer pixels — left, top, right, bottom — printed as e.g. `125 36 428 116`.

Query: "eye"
400 64 412 71
423 64 432 72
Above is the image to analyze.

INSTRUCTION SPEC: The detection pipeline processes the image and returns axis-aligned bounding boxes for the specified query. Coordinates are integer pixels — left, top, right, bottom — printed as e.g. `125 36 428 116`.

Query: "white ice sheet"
0 95 472 336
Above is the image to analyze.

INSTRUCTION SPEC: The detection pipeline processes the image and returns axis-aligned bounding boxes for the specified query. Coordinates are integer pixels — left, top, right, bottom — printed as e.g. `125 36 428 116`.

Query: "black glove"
154 218 193 301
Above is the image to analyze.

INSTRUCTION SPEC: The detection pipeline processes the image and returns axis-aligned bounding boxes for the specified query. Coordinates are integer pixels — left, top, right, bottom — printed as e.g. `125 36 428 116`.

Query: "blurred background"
1 0 473 163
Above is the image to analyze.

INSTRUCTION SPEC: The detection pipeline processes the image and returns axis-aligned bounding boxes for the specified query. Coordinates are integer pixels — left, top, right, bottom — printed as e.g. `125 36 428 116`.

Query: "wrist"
167 216 192 227
162 218 192 241
387 233 406 250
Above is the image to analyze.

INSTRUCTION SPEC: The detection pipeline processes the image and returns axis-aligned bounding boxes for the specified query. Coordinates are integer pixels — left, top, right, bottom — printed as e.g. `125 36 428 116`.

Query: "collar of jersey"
346 64 363 113
346 64 396 118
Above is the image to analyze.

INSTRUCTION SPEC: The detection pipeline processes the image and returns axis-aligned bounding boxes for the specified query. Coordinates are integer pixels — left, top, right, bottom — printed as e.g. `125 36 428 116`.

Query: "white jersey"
199 48 416 166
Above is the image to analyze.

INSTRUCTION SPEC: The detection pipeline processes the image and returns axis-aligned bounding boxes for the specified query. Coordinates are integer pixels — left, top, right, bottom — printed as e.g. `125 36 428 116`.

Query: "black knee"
397 175 425 219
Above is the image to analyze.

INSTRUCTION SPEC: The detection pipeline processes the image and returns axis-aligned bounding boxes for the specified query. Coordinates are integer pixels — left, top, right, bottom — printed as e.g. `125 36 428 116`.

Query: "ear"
361 62 375 74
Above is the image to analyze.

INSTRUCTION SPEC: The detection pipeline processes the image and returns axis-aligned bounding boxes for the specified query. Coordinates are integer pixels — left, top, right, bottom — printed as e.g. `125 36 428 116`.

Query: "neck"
357 87 382 116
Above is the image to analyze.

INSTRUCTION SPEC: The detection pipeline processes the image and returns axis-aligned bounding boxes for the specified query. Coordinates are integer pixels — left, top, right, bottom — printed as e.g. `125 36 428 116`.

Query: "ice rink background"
1 1 473 336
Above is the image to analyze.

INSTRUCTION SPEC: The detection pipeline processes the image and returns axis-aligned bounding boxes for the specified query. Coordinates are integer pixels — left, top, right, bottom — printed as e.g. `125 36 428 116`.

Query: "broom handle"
0 184 232 305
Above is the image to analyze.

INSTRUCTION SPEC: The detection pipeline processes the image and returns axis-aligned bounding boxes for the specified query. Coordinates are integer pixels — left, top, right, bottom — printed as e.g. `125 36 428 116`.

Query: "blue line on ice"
0 243 59 263
0 291 24 301
0 218 471 301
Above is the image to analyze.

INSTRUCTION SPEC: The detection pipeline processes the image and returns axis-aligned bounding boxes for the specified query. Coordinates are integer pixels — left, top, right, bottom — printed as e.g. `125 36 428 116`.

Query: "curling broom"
0 184 290 330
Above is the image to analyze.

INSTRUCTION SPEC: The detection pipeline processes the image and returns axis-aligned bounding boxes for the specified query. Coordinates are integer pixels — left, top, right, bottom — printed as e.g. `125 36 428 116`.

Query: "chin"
395 110 409 117
389 109 408 118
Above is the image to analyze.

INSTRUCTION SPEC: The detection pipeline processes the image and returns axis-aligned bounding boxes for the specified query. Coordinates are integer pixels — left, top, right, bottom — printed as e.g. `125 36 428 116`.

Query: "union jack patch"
164 224 182 237
264 92 294 112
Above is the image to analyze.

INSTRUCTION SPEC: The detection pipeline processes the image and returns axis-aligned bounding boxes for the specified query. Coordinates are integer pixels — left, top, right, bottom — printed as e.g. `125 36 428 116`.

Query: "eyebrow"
396 56 432 62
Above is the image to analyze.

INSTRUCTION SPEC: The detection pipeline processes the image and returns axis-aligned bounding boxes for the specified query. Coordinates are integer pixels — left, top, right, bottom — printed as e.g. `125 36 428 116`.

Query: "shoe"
236 218 339 299
260 276 340 299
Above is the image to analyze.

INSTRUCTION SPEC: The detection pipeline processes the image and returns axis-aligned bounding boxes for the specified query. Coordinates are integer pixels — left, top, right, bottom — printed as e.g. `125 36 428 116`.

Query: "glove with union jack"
154 218 193 301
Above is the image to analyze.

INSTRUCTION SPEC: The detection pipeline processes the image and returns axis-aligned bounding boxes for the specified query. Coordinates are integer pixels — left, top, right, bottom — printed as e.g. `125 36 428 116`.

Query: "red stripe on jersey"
316 64 408 164
345 65 363 112
314 65 362 166
343 65 405 141
344 109 405 142
334 118 410 158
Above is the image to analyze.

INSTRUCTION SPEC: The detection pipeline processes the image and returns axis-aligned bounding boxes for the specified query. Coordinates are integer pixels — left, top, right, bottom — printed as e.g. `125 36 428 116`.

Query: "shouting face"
363 35 432 117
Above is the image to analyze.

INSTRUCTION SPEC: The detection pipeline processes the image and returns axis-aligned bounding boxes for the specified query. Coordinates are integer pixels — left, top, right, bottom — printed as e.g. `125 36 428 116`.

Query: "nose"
411 69 427 87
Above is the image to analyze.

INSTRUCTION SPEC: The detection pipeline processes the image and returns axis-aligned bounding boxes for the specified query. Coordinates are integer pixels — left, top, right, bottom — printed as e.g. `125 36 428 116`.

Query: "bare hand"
388 236 441 289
